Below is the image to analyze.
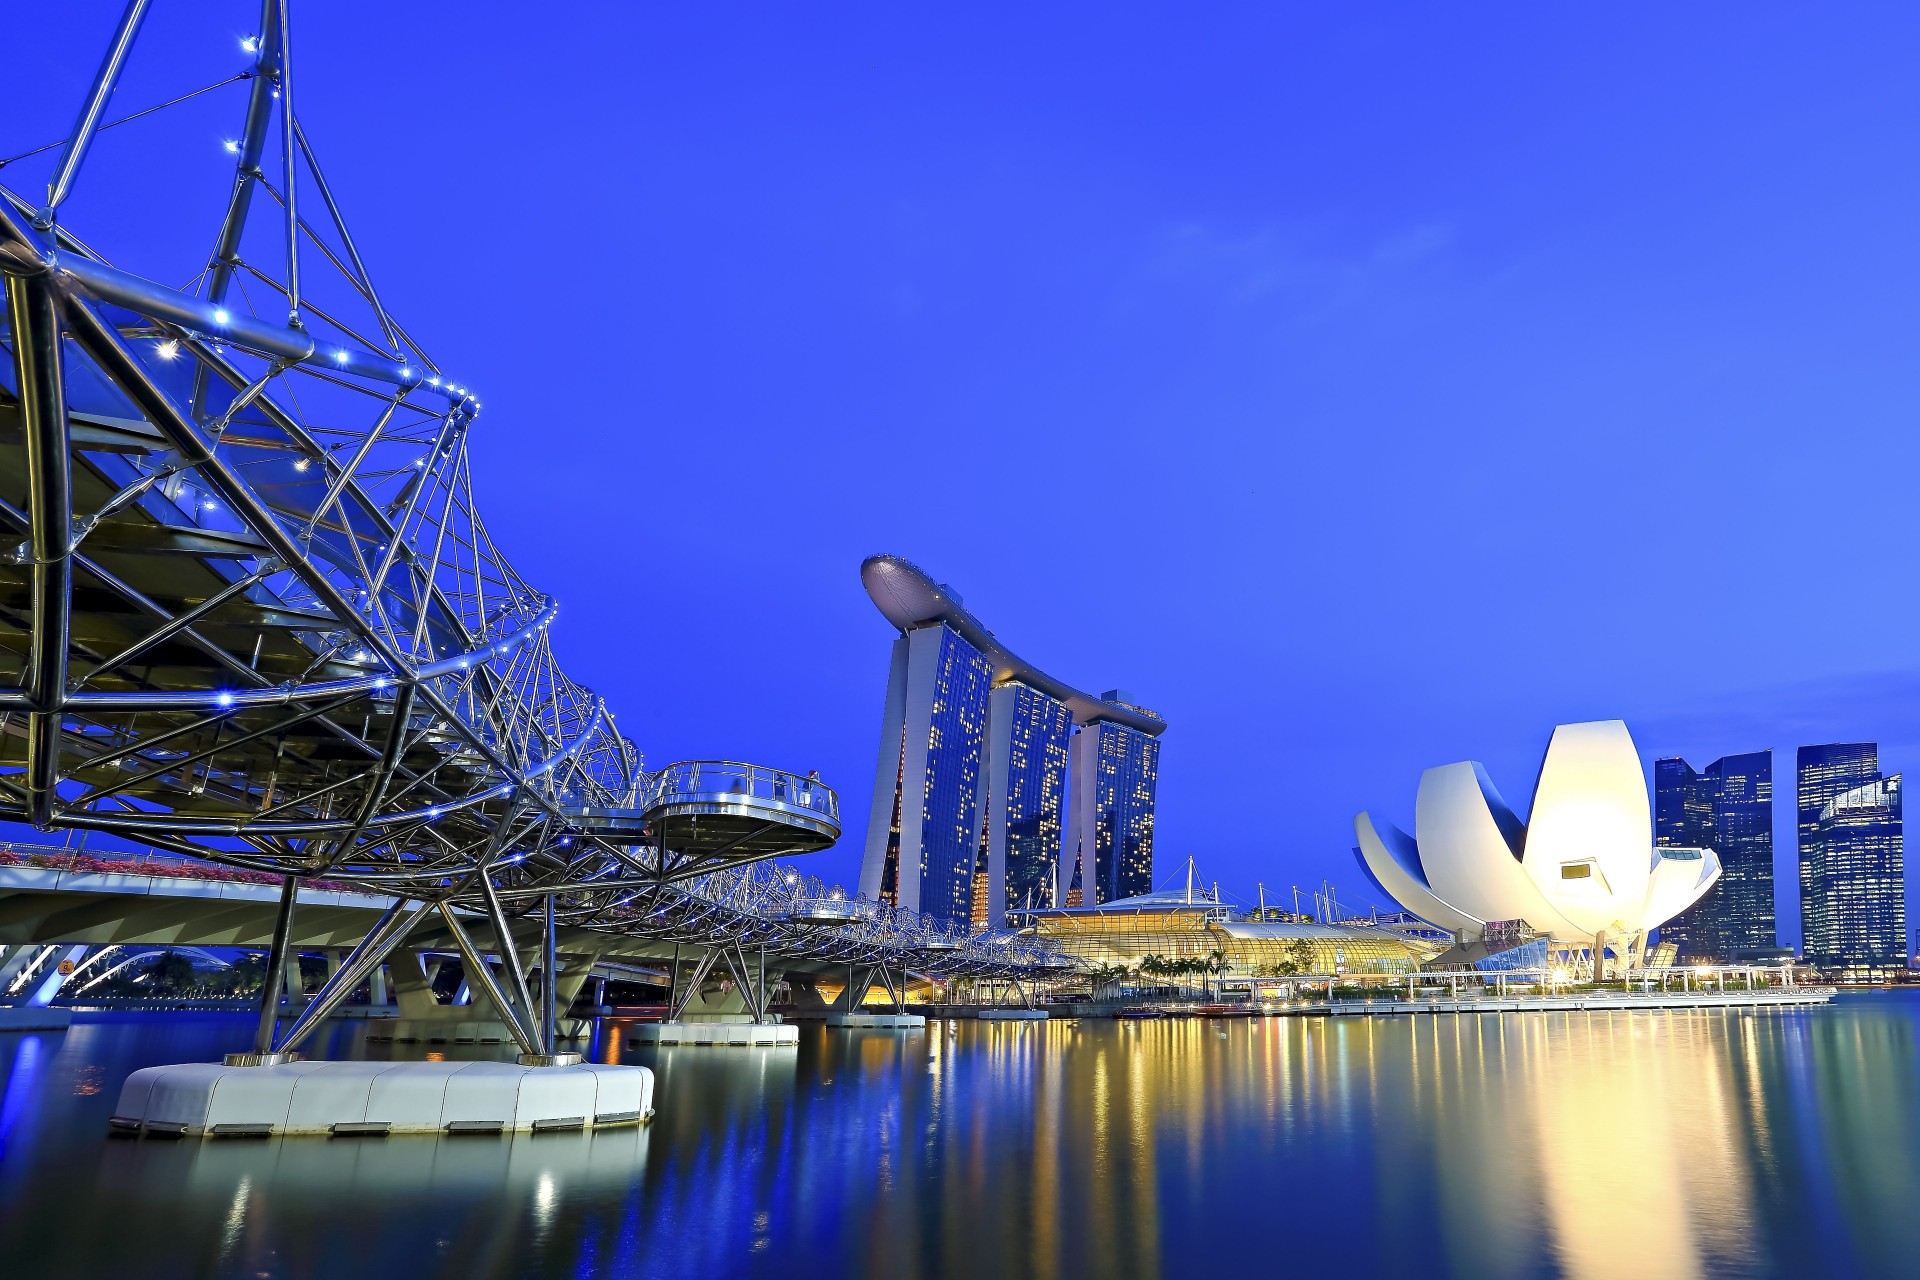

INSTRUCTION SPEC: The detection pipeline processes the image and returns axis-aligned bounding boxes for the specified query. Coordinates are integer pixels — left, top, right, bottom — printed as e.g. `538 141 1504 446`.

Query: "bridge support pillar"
25 944 90 1007
5 268 75 831
0 944 49 996
252 875 300 1055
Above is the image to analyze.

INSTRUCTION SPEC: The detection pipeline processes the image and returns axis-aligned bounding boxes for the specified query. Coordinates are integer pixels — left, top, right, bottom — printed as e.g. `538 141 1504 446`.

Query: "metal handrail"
640 760 839 822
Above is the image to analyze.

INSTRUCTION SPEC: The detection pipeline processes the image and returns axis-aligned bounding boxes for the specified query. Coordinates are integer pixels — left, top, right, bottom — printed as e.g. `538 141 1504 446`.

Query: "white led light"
212 308 230 324
156 339 180 360
223 139 240 154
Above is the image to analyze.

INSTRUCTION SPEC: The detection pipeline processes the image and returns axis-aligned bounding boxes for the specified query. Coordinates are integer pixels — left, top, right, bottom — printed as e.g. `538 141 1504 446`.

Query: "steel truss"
0 6 1066 1050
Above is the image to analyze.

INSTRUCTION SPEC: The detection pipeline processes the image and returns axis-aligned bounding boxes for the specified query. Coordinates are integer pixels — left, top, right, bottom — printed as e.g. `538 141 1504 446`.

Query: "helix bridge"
0 3 1066 1060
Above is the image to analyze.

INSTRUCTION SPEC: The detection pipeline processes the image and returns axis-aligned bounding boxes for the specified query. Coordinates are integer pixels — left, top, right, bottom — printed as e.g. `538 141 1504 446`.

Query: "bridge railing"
640 761 839 823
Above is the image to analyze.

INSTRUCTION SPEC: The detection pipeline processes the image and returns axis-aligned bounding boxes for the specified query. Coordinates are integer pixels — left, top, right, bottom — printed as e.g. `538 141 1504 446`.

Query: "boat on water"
1117 1006 1167 1019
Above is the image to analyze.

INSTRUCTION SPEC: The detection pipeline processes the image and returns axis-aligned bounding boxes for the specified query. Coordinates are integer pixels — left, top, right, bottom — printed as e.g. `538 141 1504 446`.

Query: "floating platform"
826 1012 925 1029
109 1060 653 1138
628 1021 798 1047
0 1006 73 1031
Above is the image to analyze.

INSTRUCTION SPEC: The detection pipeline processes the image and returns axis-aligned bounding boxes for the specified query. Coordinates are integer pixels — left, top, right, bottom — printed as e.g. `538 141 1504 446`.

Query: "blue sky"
11 4 1920 944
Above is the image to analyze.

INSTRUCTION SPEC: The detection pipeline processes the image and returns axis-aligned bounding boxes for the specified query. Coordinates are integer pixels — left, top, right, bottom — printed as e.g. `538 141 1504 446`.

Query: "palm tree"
1206 949 1230 999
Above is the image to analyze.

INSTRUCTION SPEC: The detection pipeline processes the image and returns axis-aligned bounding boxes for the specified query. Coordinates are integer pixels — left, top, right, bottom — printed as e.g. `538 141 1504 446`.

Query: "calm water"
1 996 1918 1279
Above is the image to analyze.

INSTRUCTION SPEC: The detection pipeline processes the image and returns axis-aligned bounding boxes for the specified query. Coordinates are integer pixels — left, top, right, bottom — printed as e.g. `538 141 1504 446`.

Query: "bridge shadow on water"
5 1003 1920 1279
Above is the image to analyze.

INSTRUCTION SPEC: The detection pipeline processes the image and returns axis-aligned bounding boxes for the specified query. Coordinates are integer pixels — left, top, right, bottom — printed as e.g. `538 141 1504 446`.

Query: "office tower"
1653 750 1773 960
859 556 1166 928
1063 706 1162 908
1796 743 1881 967
976 682 1073 930
858 624 993 921
1800 750 1905 978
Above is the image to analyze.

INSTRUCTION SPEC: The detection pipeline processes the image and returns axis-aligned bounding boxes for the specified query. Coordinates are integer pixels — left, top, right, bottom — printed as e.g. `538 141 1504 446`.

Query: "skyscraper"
1798 743 1905 978
859 556 1166 929
1064 709 1162 908
977 682 1074 929
859 623 993 921
1653 750 1773 960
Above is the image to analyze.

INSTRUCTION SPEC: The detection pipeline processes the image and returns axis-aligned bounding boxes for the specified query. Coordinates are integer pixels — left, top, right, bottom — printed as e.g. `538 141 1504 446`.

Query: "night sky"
11 4 1920 944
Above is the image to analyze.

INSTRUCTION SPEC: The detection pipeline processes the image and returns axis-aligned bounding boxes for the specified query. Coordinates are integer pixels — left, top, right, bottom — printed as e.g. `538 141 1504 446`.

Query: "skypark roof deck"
860 554 1165 735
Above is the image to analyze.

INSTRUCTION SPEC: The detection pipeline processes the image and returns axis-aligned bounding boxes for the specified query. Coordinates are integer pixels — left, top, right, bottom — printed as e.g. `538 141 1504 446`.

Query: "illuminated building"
1353 720 1722 974
857 622 993 921
1021 885 1439 976
858 556 1165 928
1654 750 1774 960
1798 742 1905 978
1065 710 1161 908
980 682 1074 928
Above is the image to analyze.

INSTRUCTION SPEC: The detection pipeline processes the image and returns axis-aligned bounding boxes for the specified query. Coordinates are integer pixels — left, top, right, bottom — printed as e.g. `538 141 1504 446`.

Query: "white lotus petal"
1637 845 1721 934
1354 810 1482 937
1416 762 1585 938
1523 720 1653 935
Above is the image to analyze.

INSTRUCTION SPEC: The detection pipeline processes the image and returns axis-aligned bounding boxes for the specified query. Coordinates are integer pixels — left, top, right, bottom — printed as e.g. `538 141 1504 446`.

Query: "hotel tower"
857 556 1166 930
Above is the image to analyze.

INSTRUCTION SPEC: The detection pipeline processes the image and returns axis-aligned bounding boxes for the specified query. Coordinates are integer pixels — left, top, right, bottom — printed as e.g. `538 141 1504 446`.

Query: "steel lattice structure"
0 1 1067 1053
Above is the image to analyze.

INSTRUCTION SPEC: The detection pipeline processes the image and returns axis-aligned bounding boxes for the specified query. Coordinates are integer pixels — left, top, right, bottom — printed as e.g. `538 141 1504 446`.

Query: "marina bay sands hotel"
857 556 1167 930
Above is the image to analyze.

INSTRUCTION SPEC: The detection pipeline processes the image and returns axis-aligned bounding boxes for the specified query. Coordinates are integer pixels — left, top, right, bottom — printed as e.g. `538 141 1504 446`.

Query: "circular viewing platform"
566 761 840 870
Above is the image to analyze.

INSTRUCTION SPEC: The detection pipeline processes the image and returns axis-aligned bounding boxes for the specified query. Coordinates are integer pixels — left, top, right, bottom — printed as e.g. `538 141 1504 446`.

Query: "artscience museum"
1354 721 1722 976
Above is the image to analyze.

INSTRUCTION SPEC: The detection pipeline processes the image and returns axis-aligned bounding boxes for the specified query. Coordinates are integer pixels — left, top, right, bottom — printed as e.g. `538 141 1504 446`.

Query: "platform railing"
640 760 839 822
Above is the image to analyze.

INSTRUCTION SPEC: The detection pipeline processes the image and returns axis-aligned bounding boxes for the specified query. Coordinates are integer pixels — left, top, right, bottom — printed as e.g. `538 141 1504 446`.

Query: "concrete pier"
825 1012 925 1029
109 1060 653 1137
0 1007 73 1031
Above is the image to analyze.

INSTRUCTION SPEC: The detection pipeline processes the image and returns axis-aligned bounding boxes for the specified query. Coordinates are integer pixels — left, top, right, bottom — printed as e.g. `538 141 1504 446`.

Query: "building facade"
975 682 1074 930
1653 750 1774 960
1063 713 1162 910
858 624 994 921
1795 743 1890 973
859 557 1166 929
1798 745 1905 978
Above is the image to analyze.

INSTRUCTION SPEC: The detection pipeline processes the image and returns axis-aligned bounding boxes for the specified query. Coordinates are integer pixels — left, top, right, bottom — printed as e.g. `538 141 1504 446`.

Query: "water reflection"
2 1002 1919 1278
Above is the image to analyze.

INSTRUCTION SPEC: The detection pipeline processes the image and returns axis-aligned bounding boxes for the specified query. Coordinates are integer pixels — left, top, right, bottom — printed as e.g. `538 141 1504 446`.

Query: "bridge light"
223 139 240 154
373 677 390 689
241 35 259 53
215 692 235 708
156 339 180 360
203 501 218 511
333 349 349 363
292 458 309 472
212 308 230 325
